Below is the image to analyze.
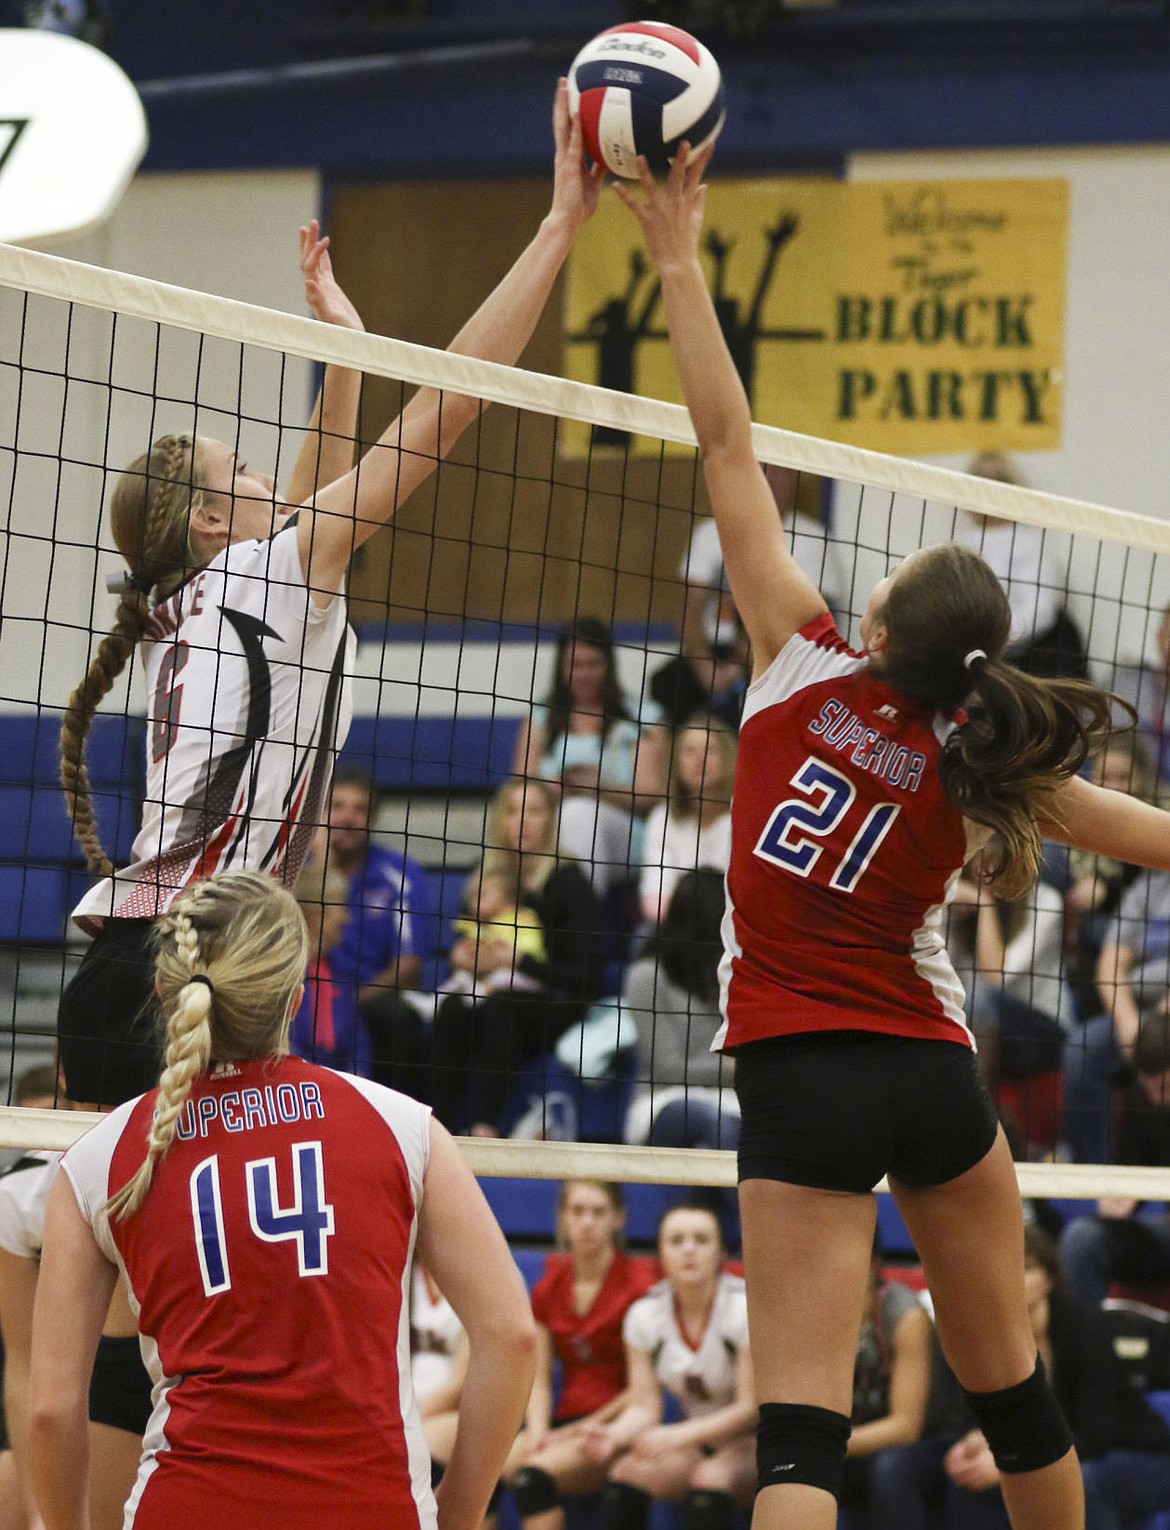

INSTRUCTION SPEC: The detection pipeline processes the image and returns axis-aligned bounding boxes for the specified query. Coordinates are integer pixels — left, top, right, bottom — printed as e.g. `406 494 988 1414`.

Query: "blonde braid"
105 910 212 1221
61 435 201 874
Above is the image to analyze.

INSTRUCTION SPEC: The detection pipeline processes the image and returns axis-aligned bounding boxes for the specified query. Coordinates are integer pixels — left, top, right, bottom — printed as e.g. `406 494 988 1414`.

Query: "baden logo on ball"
567 21 725 179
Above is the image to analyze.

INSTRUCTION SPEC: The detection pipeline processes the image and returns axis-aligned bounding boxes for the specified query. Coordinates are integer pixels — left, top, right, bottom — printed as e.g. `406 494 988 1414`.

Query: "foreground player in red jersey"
25 870 536 1530
616 148 1170 1530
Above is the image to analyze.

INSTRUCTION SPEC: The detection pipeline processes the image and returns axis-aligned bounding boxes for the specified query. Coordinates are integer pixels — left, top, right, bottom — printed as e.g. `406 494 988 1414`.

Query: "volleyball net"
1 239 1169 1200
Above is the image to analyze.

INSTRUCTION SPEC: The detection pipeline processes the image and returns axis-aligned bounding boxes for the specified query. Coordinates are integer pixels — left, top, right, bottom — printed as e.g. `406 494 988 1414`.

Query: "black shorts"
89 1334 153 1436
734 1030 999 1195
58 919 162 1107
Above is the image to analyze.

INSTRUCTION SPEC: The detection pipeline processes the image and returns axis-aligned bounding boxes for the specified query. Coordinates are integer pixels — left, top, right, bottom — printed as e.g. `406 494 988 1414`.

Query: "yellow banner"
563 176 1068 456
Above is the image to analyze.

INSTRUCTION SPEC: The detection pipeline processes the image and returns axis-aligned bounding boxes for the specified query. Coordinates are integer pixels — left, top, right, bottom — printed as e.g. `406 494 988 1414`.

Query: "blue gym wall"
20 0 1170 175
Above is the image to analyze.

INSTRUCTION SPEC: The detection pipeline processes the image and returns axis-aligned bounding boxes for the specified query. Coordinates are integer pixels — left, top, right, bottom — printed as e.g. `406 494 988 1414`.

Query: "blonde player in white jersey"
582 1204 756 1530
56 81 604 1109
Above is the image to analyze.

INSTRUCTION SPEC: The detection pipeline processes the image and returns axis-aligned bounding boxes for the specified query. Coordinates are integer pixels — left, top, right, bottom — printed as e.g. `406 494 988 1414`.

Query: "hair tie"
105 570 153 597
187 974 214 996
963 649 987 672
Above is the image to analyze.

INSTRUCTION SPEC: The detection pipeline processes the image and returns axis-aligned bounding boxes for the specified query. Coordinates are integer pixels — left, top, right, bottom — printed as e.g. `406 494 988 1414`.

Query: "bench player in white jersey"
56 82 605 1110
615 147 1170 1530
583 1204 755 1530
27 869 536 1530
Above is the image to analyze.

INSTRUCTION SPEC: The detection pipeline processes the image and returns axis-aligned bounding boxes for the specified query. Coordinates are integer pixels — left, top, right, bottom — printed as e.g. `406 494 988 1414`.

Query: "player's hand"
630 1424 679 1461
299 220 365 332
612 141 713 276
579 1422 617 1463
549 77 606 231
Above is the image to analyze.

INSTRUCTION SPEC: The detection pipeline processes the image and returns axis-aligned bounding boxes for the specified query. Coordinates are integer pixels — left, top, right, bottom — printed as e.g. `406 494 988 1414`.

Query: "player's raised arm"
614 147 826 677
282 219 365 508
298 79 604 602
1037 772 1170 871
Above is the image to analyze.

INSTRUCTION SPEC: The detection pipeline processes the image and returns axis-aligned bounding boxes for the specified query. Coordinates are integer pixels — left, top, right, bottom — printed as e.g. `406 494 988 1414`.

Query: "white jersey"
73 524 354 928
622 1271 748 1419
410 1265 464 1404
0 1152 60 1259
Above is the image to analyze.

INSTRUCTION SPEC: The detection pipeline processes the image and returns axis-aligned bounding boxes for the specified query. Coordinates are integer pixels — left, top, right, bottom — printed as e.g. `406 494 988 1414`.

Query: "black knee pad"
513 1465 561 1517
962 1357 1073 1475
757 1401 852 1499
685 1488 736 1530
602 1480 652 1530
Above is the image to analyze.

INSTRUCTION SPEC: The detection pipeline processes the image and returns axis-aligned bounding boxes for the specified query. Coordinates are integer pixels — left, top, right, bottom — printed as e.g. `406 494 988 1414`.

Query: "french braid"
60 435 201 874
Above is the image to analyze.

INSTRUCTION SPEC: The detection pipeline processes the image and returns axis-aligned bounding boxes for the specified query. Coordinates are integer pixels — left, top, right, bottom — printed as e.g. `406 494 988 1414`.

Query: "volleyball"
566 22 725 179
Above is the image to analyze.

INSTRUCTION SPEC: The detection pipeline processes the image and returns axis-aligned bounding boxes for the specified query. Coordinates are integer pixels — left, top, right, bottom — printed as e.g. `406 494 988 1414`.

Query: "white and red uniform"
73 524 354 930
715 612 970 1052
410 1265 464 1405
62 1058 432 1530
0 1152 60 1260
622 1272 748 1420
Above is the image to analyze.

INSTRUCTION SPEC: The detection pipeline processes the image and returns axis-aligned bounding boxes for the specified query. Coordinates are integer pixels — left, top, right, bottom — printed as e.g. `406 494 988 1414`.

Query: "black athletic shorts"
89 1334 153 1436
58 919 162 1107
734 1030 999 1195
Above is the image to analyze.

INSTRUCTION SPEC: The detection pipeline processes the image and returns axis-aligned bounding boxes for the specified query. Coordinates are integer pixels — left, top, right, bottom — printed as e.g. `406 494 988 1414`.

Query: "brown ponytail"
60 435 203 874
878 543 1117 898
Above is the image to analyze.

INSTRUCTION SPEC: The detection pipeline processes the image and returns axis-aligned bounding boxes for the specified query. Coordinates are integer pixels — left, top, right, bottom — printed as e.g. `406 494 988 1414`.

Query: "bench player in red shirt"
615 146 1170 1530
27 870 536 1530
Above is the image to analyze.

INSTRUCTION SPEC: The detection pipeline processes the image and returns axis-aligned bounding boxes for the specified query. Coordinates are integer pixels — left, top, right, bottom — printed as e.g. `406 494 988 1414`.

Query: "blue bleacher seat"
876 1193 917 1258
0 866 68 942
339 714 523 792
480 1176 681 1249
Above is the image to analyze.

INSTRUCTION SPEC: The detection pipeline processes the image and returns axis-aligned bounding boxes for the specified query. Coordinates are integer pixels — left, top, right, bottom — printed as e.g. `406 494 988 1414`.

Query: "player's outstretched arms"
27 1175 118 1530
1038 773 1170 872
416 1122 537 1530
298 78 604 602
282 219 365 509
614 146 826 677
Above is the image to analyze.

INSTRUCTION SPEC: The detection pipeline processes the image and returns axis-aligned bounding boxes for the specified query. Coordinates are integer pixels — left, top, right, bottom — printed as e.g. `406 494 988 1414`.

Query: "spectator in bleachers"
1065 733 1155 1023
623 870 738 1152
946 1223 1170 1530
954 453 1088 682
430 778 608 1136
440 868 546 997
507 1181 656 1530
1109 600 1170 788
323 768 436 1096
1065 865 1170 1164
587 1203 756 1530
289 858 369 1075
514 618 667 900
838 1242 961 1530
1058 1008 1170 1309
638 721 735 928
946 847 1072 1098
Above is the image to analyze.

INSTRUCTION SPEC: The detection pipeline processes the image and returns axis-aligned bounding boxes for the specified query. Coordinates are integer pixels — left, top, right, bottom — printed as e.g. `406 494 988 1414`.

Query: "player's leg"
891 1131 1082 1530
739 1177 876 1530
689 1431 756 1530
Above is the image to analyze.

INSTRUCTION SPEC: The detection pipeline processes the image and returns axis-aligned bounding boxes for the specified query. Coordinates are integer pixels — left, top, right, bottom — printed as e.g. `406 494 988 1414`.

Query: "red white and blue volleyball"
567 22 725 179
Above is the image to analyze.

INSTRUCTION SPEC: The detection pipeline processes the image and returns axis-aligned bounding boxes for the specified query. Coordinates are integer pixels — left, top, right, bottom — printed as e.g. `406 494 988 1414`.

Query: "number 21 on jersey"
190 1141 335 1297
754 756 900 893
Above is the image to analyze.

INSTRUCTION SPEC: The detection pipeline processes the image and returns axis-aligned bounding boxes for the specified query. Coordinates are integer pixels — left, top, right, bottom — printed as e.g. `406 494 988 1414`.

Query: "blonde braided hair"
61 434 205 875
105 871 310 1222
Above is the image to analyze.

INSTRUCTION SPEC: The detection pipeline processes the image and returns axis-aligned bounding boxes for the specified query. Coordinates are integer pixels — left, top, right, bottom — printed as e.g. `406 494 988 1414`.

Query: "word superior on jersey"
808 699 928 793
174 1080 326 1140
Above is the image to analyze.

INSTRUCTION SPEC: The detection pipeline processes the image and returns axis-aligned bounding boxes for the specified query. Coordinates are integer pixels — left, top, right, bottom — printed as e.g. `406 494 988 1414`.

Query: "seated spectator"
839 1243 962 1530
946 1224 1170 1530
639 719 735 928
514 617 666 900
954 453 1088 680
323 768 437 1096
947 848 1072 1098
431 777 608 1136
1059 1007 1170 1308
1065 865 1170 1164
290 858 369 1075
623 870 738 1153
1110 600 1170 788
441 868 546 997
586 1204 756 1530
1065 733 1155 1021
652 467 846 731
506 1181 656 1530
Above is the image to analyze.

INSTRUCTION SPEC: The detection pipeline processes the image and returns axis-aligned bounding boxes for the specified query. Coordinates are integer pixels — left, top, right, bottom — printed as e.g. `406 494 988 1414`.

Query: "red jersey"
715 613 970 1052
530 1251 656 1421
62 1058 433 1530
